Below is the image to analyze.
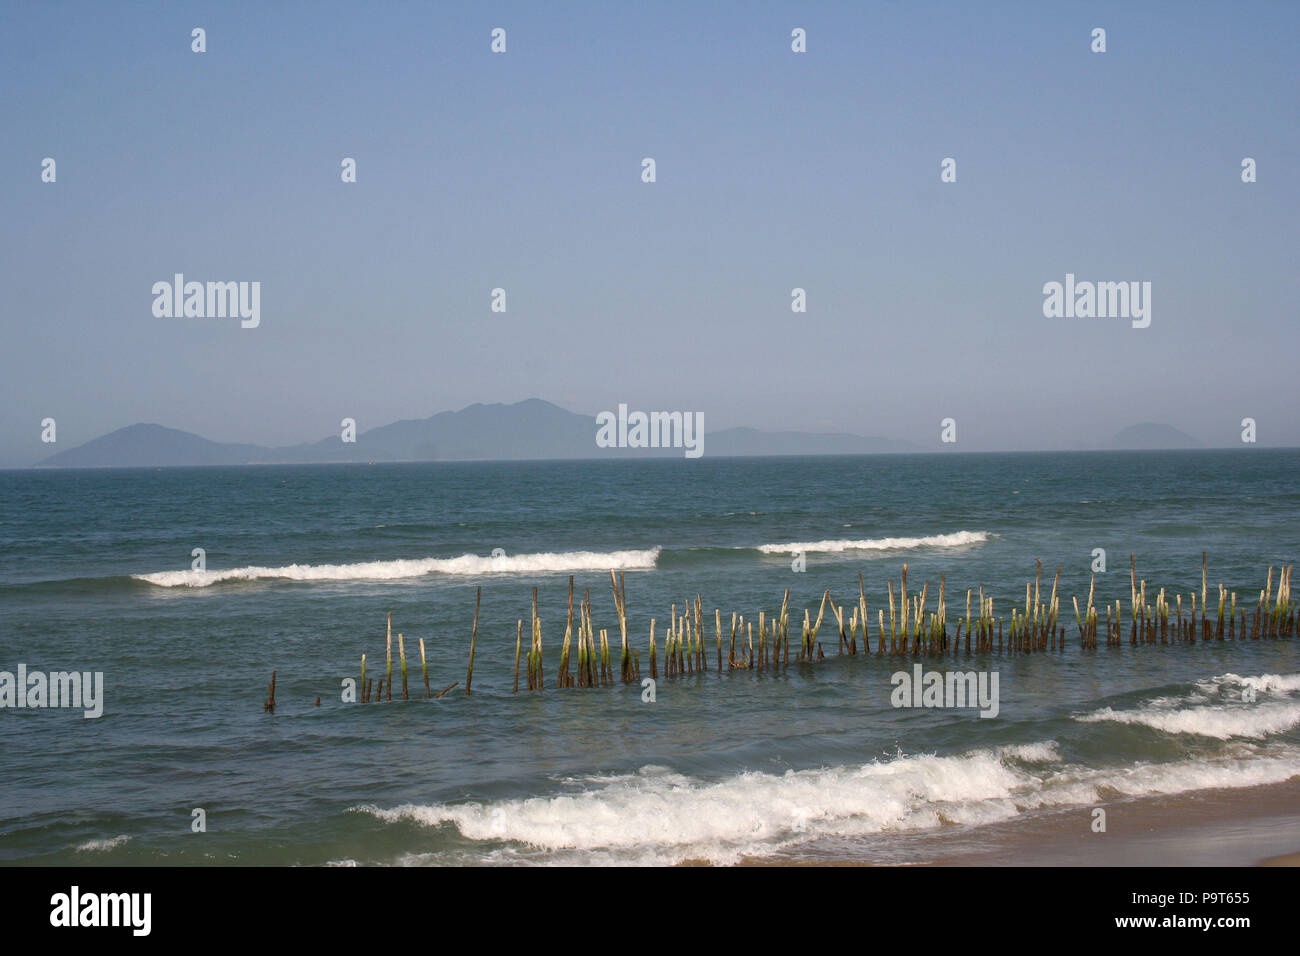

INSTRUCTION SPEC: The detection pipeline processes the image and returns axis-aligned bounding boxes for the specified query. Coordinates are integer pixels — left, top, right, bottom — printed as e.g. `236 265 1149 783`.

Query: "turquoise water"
0 449 1297 864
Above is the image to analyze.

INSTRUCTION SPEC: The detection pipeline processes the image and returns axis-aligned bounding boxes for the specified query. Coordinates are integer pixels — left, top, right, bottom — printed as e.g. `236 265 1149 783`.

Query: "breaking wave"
1075 672 1300 740
354 737 1300 866
757 531 992 554
75 835 131 853
134 548 662 587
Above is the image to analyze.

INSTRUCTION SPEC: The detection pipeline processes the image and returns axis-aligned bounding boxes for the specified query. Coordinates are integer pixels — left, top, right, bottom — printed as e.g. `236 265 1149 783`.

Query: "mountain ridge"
35 399 919 468
1112 422 1202 450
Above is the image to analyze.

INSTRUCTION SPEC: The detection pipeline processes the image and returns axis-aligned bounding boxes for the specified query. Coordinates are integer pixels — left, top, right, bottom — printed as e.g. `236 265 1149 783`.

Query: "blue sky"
2 1 1297 465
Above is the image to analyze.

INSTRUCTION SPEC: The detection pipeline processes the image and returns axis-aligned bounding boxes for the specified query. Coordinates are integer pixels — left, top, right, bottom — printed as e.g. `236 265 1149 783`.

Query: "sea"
0 448 1297 865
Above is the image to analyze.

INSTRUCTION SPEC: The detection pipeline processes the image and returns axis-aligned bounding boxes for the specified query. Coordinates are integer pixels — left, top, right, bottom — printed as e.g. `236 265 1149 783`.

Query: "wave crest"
757 531 992 554
1075 673 1300 739
75 835 130 852
134 547 662 587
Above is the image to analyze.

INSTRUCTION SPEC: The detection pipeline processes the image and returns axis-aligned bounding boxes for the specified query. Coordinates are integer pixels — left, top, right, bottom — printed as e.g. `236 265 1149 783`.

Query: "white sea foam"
75 835 130 852
353 740 1300 866
1204 673 1300 695
757 531 991 555
133 547 662 587
1075 673 1300 739
1075 702 1300 739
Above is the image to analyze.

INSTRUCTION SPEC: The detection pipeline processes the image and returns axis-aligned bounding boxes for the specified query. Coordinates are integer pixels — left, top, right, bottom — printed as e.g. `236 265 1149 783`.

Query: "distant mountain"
1112 422 1202 450
37 423 269 468
271 399 601 463
34 399 919 468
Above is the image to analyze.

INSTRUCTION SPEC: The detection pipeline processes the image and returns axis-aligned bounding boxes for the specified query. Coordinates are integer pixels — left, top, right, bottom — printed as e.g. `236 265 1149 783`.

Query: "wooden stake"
513 619 522 693
559 576 574 688
466 585 481 695
399 633 408 700
715 608 723 673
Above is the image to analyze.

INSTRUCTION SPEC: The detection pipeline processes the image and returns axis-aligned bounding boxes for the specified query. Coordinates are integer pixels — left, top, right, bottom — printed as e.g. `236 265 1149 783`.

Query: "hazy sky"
2 1 1297 466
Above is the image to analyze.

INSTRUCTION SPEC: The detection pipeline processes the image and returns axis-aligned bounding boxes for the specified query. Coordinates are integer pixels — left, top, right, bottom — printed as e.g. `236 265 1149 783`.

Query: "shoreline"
736 777 1300 867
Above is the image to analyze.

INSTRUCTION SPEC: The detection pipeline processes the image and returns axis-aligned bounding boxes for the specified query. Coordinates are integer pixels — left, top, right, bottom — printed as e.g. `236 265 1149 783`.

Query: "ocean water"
0 449 1297 865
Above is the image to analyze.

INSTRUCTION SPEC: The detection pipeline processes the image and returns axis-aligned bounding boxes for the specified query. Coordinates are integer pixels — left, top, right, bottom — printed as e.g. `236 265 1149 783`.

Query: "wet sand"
737 777 1300 866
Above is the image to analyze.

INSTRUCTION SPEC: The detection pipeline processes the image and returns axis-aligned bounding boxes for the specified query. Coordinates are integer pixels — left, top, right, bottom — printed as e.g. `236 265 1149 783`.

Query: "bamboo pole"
399 633 408 700
649 618 657 680
1202 552 1208 638
858 572 868 656
900 564 909 655
610 570 631 682
559 576 574 688
513 619 522 693
780 588 790 664
584 594 594 684
694 596 704 673
466 585 480 695
729 611 737 668
888 579 897 654
938 572 946 651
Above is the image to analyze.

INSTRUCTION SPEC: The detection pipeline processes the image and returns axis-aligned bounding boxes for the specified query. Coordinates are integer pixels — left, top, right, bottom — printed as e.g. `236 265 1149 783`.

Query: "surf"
133 547 663 587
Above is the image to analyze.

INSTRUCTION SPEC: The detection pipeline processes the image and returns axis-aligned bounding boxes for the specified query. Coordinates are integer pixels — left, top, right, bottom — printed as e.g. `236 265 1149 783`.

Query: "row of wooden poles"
1099 554 1297 648
326 557 1295 706
357 588 481 702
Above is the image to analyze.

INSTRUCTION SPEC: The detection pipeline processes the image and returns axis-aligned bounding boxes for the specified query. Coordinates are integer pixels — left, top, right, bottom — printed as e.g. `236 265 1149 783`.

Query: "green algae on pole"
558 577 575 689
610 570 633 683
582 595 596 686
528 587 542 691
419 638 430 698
